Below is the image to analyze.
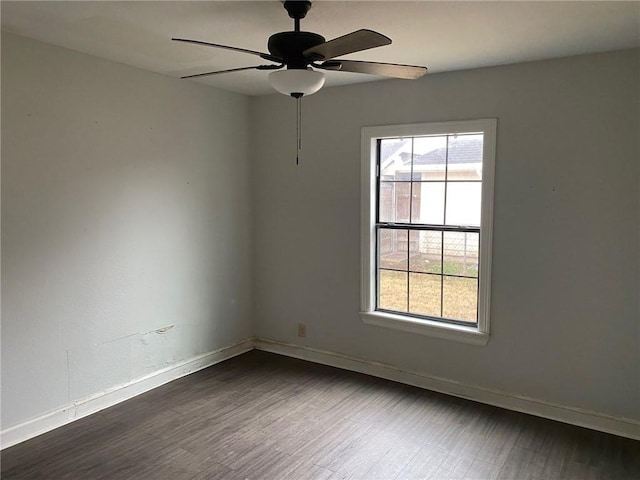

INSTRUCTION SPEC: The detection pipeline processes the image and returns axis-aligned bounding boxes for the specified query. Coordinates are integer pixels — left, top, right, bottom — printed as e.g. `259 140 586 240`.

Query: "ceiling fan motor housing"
283 1 312 20
268 31 325 69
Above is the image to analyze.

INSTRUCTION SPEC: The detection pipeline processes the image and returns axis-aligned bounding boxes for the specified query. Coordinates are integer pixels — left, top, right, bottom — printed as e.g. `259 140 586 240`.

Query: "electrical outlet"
297 323 306 337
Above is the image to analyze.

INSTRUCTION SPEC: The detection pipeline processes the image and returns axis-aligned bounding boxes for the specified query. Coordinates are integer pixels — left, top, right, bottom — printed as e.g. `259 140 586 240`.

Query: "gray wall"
251 49 640 421
1 33 253 428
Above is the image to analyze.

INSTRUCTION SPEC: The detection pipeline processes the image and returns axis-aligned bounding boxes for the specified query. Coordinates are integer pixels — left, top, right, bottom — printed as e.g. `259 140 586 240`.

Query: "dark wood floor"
2 350 639 479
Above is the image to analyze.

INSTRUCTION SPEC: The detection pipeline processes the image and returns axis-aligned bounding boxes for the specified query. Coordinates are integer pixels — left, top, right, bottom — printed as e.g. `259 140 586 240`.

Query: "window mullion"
375 223 479 233
407 138 414 313
440 136 451 317
406 230 410 312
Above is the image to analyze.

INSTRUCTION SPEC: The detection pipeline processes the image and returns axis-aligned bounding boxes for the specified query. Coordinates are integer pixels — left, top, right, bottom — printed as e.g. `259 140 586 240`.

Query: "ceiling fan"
173 0 428 98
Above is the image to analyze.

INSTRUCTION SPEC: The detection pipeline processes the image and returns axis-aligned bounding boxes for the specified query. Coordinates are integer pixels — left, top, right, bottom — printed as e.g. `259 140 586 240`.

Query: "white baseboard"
0 338 254 450
254 337 640 441
4 336 638 449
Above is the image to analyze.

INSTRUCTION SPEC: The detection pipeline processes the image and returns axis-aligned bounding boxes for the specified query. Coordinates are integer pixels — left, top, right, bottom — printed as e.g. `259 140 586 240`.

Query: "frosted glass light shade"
269 69 325 97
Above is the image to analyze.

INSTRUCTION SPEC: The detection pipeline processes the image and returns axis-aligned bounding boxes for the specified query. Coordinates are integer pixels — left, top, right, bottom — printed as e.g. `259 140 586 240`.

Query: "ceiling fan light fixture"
269 68 325 97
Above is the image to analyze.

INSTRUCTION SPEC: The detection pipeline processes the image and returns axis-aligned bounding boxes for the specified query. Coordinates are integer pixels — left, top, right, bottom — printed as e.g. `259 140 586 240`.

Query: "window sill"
359 311 489 346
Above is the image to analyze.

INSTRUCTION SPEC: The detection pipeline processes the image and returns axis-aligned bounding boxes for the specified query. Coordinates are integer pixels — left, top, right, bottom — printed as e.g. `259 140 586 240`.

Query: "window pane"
396 171 421 181
378 181 393 221
378 270 407 312
413 136 447 181
442 276 478 323
409 273 441 317
379 182 411 223
410 182 445 225
380 138 412 177
447 134 483 181
445 182 481 226
379 228 408 270
443 231 479 277
409 230 441 274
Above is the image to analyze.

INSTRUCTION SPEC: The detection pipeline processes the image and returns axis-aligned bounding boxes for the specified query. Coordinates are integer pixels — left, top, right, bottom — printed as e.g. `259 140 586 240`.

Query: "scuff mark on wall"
127 324 202 379
153 325 174 334
93 333 139 347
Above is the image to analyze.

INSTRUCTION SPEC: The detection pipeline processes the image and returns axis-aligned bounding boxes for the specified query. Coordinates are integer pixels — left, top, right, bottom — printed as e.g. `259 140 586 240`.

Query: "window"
360 119 496 345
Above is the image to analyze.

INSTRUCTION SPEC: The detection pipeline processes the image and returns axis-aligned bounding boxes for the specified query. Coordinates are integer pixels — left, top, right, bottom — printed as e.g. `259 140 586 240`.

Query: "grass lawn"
379 269 478 323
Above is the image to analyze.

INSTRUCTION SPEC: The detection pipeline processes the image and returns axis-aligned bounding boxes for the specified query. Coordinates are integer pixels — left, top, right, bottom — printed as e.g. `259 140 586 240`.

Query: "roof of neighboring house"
399 137 483 165
381 139 411 162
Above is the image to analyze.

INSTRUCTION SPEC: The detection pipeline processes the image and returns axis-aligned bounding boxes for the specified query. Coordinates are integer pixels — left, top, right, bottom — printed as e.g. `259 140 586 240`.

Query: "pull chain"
296 96 302 165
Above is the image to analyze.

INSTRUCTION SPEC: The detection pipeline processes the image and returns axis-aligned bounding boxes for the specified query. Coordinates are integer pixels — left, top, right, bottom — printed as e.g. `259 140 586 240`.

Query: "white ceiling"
2 1 639 96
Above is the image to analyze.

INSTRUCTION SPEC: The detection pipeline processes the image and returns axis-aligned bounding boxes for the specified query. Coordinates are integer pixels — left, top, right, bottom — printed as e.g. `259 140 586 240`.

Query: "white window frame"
360 119 496 346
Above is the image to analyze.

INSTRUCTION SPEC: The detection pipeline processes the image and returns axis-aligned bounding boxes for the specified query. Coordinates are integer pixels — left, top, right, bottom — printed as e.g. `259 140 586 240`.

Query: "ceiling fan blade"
172 38 281 63
320 60 427 79
303 29 391 60
180 64 282 79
